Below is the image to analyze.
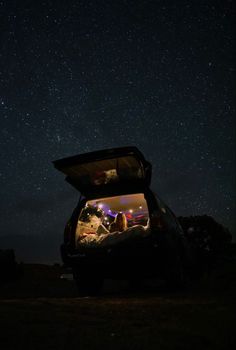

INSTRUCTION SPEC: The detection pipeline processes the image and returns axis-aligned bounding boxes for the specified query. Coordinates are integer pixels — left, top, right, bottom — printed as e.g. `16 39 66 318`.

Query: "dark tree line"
178 215 233 254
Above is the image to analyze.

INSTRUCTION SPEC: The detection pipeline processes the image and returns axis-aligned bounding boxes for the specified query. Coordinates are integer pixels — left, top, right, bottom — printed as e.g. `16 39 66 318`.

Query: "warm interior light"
86 193 149 227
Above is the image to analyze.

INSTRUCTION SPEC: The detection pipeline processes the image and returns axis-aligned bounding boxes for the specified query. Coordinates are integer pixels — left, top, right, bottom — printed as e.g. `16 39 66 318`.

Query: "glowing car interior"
75 193 149 245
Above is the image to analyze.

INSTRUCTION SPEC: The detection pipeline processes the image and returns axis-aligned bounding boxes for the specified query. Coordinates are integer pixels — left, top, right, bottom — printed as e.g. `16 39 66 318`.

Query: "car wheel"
165 258 185 290
129 277 143 291
73 269 104 296
161 235 186 290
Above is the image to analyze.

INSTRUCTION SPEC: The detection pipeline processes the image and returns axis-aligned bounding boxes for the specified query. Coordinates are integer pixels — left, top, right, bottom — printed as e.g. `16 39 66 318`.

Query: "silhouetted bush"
0 249 21 284
178 215 232 253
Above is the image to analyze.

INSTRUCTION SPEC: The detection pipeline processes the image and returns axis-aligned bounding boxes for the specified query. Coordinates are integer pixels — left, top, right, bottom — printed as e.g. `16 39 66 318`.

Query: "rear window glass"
65 156 144 186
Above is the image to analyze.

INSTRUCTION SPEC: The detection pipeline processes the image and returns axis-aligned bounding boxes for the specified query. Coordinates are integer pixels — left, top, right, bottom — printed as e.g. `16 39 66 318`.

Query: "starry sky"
0 0 235 261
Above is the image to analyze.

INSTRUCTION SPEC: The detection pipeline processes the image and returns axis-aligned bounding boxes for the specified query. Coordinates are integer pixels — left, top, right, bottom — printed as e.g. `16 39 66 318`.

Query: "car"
53 146 192 294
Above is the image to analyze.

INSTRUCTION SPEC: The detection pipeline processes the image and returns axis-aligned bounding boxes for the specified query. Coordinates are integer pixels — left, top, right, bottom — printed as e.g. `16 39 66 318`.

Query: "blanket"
77 225 150 248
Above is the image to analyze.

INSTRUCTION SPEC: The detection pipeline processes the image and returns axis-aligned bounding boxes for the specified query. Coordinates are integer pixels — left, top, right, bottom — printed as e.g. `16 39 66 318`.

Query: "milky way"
0 0 235 260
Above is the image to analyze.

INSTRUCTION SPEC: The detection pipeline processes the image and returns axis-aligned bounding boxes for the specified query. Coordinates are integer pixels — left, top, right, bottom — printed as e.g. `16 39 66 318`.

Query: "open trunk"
75 193 150 248
53 146 152 196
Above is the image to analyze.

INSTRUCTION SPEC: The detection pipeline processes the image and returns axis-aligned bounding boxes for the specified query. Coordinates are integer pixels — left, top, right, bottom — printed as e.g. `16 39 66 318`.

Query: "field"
0 262 236 350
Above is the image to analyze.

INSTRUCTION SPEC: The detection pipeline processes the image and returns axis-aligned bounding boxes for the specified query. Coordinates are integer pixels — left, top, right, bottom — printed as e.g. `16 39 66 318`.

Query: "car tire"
160 234 186 290
129 277 143 291
73 269 104 296
165 258 185 290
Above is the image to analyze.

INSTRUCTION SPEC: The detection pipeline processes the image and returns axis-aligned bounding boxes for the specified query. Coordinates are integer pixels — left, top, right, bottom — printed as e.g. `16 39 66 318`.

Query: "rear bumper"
60 242 164 279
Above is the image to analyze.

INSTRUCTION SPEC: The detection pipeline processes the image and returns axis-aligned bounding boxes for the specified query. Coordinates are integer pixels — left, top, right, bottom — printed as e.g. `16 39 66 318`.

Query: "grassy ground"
0 262 236 350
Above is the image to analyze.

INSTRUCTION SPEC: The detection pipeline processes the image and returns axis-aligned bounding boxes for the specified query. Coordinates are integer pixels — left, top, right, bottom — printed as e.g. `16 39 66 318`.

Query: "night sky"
0 0 235 262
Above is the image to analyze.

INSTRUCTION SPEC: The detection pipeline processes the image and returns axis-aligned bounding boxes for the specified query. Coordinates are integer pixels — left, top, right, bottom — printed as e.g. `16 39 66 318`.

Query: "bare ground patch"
0 263 236 350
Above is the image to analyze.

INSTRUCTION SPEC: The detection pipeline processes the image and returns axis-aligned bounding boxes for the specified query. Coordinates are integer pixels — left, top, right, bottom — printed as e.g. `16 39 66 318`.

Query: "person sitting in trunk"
109 213 128 233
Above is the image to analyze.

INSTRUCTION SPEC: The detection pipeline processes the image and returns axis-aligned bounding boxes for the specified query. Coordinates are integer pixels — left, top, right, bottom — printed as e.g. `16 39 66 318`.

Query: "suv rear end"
54 147 188 294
